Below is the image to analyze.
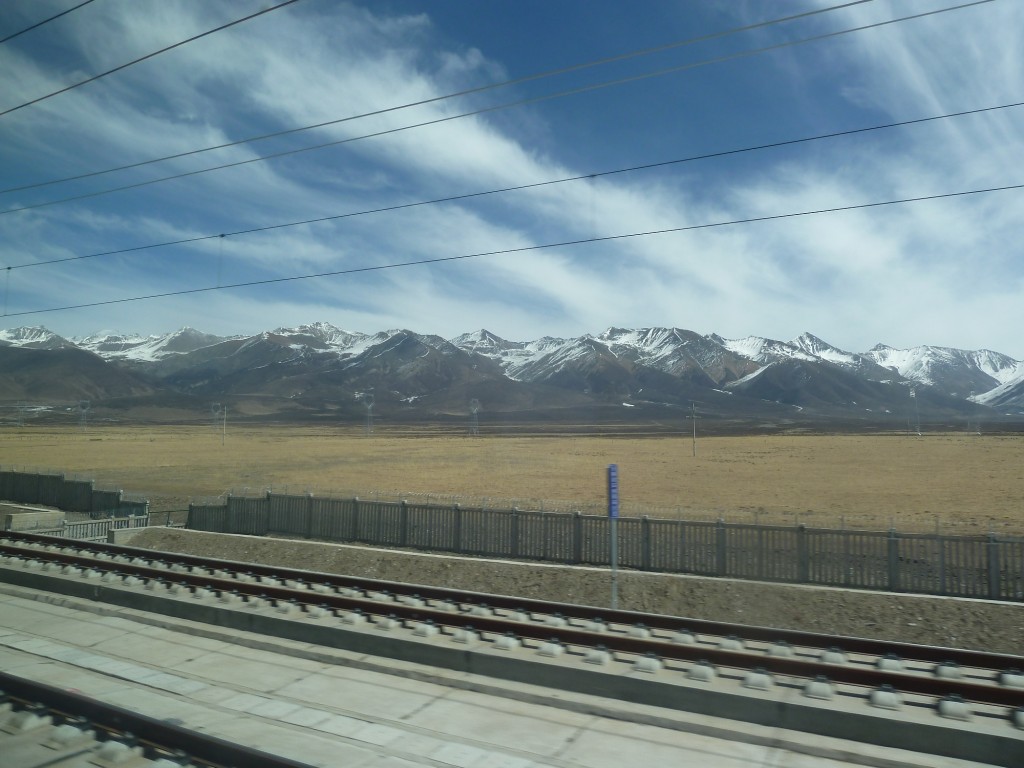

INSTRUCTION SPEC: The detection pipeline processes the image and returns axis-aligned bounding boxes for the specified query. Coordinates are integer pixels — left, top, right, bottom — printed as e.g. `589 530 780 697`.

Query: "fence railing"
0 468 149 517
45 516 153 541
26 516 152 541
188 492 1024 602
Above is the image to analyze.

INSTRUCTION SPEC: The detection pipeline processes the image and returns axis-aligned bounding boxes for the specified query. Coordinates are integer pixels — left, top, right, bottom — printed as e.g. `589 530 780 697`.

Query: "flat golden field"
1 425 1022 534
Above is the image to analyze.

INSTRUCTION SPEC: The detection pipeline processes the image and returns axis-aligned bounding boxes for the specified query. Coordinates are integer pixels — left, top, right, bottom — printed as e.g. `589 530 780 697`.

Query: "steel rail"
0 671 318 768
2 530 1019 670
3 542 1023 710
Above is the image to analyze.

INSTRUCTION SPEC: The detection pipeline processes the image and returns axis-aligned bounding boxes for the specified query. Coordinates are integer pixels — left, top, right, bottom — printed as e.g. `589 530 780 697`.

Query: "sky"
1 0 1022 357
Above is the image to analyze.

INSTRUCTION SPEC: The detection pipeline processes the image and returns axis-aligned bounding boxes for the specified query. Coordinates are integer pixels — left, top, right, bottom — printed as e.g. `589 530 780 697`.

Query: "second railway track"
2 529 1023 766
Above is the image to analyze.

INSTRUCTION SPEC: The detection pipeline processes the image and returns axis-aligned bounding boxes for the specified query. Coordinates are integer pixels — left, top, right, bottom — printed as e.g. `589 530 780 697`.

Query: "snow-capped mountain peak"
271 321 365 350
4 323 1023 411
449 329 517 354
0 326 74 349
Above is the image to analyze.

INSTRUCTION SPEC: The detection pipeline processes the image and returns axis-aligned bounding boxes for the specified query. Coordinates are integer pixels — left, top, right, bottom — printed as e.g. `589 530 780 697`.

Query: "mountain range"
1 323 1022 430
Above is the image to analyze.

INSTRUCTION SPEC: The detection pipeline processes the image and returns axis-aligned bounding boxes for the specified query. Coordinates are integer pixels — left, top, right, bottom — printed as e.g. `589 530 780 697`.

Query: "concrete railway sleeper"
2 531 1020 676
1 530 1023 766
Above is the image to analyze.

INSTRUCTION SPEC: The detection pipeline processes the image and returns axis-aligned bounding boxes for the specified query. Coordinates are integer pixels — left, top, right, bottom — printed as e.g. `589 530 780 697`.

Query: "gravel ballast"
125 527 1024 655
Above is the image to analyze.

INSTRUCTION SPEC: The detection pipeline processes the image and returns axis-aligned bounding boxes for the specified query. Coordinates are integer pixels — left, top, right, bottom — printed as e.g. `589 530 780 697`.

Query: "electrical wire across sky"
5 180 1021 319
1 0 876 195
0 0 993 216
0 0 302 118
1 0 1021 355
4 97 1022 273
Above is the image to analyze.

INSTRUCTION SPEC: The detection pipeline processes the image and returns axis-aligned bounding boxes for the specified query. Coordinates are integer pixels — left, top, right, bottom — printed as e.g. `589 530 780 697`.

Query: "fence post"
987 534 1002 600
511 508 520 559
936 533 947 595
352 497 360 542
306 493 314 539
400 500 410 547
887 528 901 592
715 519 727 577
573 511 583 564
453 503 462 553
641 516 652 571
797 525 809 583
756 526 765 580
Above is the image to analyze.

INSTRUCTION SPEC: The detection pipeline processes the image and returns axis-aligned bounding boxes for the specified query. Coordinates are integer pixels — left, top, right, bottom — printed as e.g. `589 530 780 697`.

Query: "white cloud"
2 0 1023 359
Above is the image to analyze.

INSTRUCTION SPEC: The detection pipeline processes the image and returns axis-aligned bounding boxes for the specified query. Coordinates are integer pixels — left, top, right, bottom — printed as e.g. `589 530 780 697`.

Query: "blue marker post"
608 463 619 610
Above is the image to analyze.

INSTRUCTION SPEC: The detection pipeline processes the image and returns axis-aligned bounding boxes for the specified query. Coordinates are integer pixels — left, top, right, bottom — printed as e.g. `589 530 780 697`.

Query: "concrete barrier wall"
0 469 148 520
1 509 64 531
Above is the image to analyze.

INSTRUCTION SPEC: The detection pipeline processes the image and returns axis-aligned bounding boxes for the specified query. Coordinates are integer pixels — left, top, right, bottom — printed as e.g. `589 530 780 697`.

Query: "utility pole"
691 401 697 457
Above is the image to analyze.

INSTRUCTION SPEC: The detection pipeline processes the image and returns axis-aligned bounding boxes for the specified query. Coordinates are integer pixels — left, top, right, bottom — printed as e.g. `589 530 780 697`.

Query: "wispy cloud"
1 0 1022 357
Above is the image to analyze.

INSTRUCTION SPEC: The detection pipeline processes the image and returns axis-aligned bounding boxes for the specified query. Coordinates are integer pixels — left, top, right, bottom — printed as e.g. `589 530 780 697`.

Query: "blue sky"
1 0 1022 357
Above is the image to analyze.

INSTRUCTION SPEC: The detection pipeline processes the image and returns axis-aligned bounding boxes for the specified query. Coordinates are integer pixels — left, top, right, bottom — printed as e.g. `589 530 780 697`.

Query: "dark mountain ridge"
1 323 1020 428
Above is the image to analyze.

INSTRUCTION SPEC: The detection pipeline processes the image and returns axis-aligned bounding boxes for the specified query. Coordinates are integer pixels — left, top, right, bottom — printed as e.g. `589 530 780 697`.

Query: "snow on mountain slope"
790 332 864 367
716 335 815 364
596 327 756 384
866 344 1024 395
726 362 775 388
5 323 1022 407
270 322 368 353
75 331 157 359
0 326 74 349
714 332 865 368
81 327 230 362
450 329 522 356
972 350 1024 384
973 368 1024 408
503 336 608 383
451 330 570 380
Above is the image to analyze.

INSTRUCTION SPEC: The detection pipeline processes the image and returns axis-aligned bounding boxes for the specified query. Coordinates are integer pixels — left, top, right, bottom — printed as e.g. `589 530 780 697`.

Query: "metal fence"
0 469 149 517
30 516 154 542
188 492 1024 602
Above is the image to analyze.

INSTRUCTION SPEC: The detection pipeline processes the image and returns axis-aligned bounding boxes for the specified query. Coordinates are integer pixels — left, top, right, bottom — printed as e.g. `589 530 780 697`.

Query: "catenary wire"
0 0 875 195
0 0 991 215
5 98 1022 273
4 181 1021 319
0 0 97 45
0 0 302 119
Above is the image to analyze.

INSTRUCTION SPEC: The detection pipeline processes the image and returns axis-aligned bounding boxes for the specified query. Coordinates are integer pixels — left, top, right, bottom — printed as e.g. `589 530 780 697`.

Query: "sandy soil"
125 527 1024 655
3 426 1023 534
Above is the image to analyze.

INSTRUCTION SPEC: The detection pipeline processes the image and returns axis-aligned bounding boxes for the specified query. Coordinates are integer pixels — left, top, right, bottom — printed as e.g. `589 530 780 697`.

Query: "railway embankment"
124 527 1024 655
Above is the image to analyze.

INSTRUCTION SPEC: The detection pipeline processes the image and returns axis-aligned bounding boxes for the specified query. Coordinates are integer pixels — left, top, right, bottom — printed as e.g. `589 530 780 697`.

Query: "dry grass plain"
2 425 1022 534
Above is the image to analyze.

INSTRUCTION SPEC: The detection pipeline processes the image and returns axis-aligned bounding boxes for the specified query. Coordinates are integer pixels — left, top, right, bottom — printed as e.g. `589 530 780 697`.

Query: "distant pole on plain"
222 405 227 446
910 388 920 436
691 401 697 457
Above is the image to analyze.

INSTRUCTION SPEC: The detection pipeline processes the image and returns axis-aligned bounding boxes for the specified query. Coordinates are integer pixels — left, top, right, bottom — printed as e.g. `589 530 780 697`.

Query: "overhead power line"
1 0 874 196
0 0 97 45
0 0 994 216
4 181 1021 319
5 98 1022 273
0 0 302 119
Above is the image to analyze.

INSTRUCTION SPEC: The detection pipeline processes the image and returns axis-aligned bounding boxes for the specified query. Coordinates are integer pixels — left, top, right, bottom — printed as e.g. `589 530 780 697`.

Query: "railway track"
1 671 316 768
1 529 1023 766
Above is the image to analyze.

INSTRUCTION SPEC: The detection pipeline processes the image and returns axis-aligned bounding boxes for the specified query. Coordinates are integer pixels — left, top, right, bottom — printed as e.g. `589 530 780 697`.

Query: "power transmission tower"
210 403 226 445
359 391 375 435
78 400 90 432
